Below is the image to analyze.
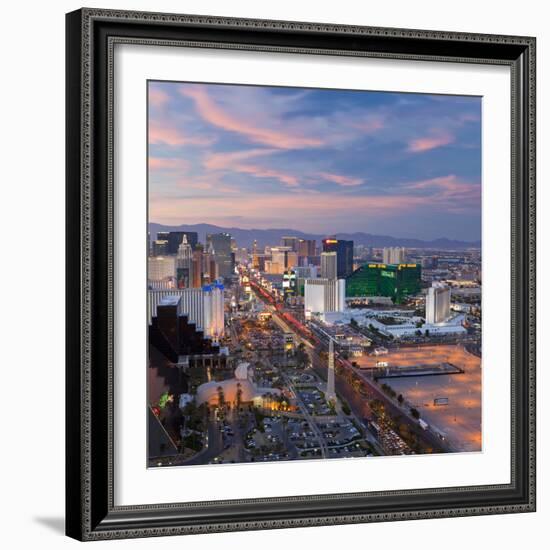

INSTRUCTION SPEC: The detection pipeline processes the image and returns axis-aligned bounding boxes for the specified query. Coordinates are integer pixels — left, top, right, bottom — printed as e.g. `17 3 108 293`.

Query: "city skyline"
148 81 482 241
148 221 482 249
147 81 482 468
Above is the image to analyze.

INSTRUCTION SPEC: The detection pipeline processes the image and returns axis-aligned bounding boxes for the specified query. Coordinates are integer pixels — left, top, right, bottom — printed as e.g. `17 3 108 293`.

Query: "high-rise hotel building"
320 251 338 279
148 255 176 281
297 238 317 259
304 278 346 317
203 282 225 340
175 235 194 288
322 238 354 278
425 283 451 324
382 247 406 265
148 283 225 340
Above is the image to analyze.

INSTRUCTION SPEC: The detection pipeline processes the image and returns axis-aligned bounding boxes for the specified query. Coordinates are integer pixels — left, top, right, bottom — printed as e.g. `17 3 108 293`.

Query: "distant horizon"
149 81 481 241
148 221 481 246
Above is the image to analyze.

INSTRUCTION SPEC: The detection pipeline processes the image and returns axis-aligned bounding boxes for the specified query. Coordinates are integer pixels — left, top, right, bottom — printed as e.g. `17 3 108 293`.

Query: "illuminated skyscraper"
252 239 260 269
345 263 421 303
160 231 198 254
320 251 337 279
148 285 224 341
425 283 451 324
148 287 204 325
270 246 297 270
304 278 346 317
203 282 225 340
176 235 193 288
202 242 213 283
286 251 298 270
297 239 316 259
192 244 204 288
322 238 353 278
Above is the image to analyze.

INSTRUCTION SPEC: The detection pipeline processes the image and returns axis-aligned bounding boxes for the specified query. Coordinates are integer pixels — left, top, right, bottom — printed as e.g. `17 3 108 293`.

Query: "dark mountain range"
148 222 480 250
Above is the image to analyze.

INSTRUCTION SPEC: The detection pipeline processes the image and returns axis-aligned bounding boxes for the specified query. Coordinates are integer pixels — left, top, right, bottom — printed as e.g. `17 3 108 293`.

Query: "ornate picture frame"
66 8 536 541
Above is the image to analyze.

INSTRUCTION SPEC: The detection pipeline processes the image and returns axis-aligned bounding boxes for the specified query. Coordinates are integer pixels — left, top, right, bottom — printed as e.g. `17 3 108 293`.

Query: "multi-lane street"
249 279 453 455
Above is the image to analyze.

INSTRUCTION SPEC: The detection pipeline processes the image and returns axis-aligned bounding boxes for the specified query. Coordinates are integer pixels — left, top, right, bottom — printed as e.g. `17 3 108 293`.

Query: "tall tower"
425 284 451 324
323 238 354 278
176 235 193 288
320 251 337 279
191 244 204 288
252 239 259 269
207 233 234 279
326 338 336 403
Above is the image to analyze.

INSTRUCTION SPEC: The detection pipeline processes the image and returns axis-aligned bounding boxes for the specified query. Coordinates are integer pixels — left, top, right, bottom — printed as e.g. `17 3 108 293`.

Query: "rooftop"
159 295 180 306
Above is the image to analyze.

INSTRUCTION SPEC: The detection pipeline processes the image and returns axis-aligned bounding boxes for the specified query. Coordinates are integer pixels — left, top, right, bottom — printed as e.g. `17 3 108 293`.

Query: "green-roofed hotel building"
345 263 422 304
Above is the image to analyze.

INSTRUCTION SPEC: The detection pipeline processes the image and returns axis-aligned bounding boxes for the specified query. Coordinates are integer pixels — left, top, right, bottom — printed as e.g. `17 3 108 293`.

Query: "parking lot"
295 387 333 416
369 345 482 452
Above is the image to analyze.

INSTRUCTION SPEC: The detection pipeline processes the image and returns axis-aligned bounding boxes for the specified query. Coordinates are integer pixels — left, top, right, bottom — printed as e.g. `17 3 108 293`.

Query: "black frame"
66 8 536 541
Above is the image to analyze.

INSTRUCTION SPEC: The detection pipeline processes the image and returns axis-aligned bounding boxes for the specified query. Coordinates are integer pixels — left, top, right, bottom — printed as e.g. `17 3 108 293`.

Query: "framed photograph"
66 8 536 541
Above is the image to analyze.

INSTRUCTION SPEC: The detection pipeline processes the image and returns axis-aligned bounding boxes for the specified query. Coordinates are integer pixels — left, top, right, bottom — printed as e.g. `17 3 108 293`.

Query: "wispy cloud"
149 157 189 171
148 81 481 239
407 130 454 153
149 87 170 109
203 148 299 187
149 191 424 227
402 174 480 210
233 164 299 187
149 121 216 147
351 116 385 133
317 172 364 187
180 85 324 149
203 148 277 170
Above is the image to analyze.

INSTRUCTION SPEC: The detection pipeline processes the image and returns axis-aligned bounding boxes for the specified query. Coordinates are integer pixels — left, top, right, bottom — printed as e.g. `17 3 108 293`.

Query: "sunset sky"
148 81 481 241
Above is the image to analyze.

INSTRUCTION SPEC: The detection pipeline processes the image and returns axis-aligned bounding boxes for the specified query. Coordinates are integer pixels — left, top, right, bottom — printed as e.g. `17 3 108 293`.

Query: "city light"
146 81 482 468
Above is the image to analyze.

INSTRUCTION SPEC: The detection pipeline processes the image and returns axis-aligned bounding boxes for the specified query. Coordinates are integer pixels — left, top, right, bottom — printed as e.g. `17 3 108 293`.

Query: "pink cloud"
149 88 170 109
150 191 429 226
203 149 277 170
405 174 472 193
317 172 364 187
403 175 480 209
407 131 454 152
203 148 299 187
179 181 214 191
149 121 215 147
150 173 480 225
235 164 299 187
216 185 240 194
352 117 385 133
180 86 324 149
148 157 189 171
